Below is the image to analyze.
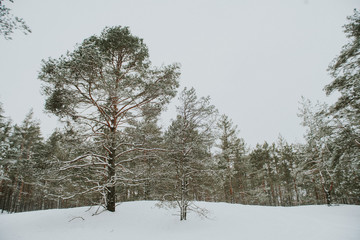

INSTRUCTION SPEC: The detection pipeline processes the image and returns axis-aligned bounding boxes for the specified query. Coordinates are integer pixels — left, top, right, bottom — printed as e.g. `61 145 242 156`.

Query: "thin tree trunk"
180 172 188 221
144 155 151 200
278 185 283 206
10 178 21 213
1 183 9 213
323 182 333 206
229 176 234 203
270 183 276 206
293 177 299 205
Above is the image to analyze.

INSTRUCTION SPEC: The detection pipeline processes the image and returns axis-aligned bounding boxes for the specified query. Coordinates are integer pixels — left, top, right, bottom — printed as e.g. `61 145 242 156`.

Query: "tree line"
0 11 359 220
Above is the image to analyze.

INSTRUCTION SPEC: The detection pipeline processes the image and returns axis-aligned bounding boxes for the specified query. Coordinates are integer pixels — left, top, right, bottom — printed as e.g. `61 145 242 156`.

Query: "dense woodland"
0 10 359 220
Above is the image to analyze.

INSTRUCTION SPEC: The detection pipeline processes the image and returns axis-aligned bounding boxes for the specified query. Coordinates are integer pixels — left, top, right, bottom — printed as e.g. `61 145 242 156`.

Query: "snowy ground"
1 201 359 240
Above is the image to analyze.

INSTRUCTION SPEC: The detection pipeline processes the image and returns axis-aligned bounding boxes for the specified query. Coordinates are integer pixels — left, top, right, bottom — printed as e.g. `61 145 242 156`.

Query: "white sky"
0 0 359 147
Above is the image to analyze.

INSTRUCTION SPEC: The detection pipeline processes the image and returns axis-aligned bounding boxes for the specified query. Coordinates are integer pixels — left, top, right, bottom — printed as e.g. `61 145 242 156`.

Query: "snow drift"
1 201 359 240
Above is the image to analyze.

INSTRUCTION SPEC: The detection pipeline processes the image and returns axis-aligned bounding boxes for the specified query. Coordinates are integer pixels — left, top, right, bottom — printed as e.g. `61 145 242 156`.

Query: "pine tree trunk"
105 94 120 212
180 174 187 221
323 182 333 206
144 156 151 200
278 185 283 206
312 179 320 204
270 183 276 206
1 183 9 213
229 176 234 203
293 177 300 205
106 149 116 212
4 186 12 213
10 178 21 213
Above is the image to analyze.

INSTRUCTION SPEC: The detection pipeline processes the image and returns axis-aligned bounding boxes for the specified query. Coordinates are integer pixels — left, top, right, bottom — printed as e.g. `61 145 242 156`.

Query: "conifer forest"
0 6 359 221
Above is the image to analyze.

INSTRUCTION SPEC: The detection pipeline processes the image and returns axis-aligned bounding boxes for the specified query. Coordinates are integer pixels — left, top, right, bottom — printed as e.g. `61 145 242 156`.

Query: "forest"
0 9 359 221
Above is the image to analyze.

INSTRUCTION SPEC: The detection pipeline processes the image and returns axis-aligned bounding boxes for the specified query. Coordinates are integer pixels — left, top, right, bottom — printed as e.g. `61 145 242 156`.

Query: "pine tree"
39 26 180 212
0 0 31 39
118 104 165 201
42 126 93 209
0 102 12 213
162 87 217 220
325 10 360 135
248 142 279 205
232 138 249 204
0 110 46 212
216 114 246 203
298 99 345 205
275 137 301 206
323 9 360 204
0 102 11 162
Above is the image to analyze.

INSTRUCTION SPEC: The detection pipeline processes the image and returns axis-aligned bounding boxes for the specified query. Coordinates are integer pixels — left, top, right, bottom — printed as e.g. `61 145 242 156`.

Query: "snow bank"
0 201 359 240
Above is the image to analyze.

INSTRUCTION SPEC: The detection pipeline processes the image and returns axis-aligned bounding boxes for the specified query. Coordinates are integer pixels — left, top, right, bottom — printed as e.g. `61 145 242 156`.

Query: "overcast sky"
0 0 359 147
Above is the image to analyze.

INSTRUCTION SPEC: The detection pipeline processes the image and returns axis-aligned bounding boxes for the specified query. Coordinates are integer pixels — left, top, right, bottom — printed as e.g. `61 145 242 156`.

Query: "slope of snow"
1 201 359 240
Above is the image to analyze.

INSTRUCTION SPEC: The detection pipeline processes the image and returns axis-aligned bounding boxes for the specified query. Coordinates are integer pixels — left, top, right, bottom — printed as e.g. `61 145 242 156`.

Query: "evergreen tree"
42 126 95 209
0 102 11 162
118 104 165 201
216 114 246 203
324 9 360 204
0 0 31 40
0 110 46 212
232 138 249 204
39 26 180 212
162 87 217 220
325 9 360 132
275 137 301 206
0 102 12 213
249 142 275 205
299 99 347 205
